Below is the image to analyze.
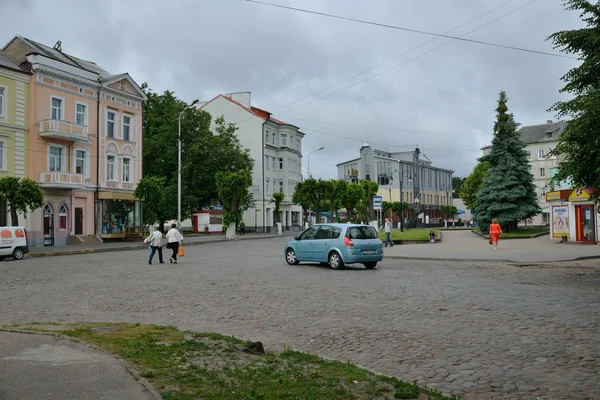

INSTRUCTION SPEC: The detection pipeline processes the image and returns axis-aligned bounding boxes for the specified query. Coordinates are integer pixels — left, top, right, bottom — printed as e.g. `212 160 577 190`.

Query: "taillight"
344 236 354 247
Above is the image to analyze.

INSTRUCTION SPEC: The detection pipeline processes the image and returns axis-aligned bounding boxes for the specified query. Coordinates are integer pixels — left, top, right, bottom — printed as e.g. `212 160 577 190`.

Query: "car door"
313 225 334 261
295 226 319 260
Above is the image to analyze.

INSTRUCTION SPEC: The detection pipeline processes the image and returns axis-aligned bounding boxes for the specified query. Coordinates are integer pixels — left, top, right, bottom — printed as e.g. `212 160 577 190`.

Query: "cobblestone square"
1 238 599 399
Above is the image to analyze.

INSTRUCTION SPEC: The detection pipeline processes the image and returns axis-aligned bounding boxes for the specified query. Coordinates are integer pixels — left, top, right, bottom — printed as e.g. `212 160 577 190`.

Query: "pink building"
2 36 146 246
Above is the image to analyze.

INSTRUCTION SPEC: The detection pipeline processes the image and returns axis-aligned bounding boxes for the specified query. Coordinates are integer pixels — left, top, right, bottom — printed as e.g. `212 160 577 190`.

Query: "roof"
482 121 567 149
200 94 296 127
336 157 361 166
0 48 29 73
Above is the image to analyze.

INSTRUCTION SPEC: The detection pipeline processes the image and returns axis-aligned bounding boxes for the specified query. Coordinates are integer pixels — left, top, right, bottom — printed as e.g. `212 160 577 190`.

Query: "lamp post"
178 99 199 230
388 164 412 231
307 147 324 178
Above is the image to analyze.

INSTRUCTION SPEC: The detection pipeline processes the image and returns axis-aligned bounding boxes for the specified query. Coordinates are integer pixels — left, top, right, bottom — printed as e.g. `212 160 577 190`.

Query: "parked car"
284 223 383 269
0 226 29 261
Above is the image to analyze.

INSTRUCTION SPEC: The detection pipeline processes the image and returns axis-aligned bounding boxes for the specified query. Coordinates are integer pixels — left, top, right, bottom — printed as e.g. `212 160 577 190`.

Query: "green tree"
271 192 285 224
216 170 253 239
342 182 364 222
0 177 44 226
460 161 490 210
452 176 466 198
291 178 327 224
134 176 166 226
474 92 541 232
389 201 408 225
322 179 348 223
547 0 600 199
359 179 379 221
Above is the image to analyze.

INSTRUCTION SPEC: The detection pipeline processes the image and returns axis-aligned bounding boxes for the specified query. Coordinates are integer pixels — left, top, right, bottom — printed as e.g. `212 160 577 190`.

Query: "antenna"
53 40 62 51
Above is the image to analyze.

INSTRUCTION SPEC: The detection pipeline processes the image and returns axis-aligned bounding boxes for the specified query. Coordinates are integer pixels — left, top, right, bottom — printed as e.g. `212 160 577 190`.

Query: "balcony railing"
39 172 88 187
38 119 92 144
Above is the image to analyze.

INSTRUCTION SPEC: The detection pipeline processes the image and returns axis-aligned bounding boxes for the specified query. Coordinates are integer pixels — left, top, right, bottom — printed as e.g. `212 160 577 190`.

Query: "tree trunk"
10 207 19 226
330 202 335 223
225 222 236 240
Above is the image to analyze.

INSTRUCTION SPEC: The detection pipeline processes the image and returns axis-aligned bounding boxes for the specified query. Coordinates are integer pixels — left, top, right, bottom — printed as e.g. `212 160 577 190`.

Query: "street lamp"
307 147 324 178
388 165 412 231
178 99 199 230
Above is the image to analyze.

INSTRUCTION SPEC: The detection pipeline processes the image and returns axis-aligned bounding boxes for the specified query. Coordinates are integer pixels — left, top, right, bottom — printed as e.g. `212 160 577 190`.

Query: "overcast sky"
0 0 583 179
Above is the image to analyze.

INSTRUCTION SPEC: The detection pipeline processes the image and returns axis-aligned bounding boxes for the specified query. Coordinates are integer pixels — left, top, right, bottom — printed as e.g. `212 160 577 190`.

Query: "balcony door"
43 204 54 246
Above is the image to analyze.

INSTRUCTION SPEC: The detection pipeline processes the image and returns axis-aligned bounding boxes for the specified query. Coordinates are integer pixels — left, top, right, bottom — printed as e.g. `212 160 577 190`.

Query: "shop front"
96 192 142 241
547 188 598 243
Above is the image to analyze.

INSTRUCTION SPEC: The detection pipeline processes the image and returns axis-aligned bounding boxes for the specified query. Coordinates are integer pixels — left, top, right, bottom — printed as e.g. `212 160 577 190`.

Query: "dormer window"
546 132 552 139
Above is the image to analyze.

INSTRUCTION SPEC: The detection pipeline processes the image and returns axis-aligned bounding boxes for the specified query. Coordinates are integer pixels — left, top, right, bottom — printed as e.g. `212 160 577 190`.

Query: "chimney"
547 120 553 124
224 92 251 109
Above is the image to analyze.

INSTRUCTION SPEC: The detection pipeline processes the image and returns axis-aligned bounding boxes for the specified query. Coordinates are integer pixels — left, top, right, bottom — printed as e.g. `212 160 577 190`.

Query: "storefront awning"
98 191 137 201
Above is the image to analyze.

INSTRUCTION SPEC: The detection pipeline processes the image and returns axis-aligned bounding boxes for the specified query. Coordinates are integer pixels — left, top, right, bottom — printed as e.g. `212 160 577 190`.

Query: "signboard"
373 195 383 210
546 191 561 202
456 210 465 215
552 205 569 238
568 188 591 202
215 205 223 211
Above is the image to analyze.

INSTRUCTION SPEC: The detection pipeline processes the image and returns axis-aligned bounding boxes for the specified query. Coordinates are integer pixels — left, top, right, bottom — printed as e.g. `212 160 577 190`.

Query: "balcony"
39 172 88 188
38 119 92 144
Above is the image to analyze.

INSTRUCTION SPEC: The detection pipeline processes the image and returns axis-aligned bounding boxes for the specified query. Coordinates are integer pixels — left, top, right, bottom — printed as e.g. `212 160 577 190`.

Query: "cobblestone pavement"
1 238 599 399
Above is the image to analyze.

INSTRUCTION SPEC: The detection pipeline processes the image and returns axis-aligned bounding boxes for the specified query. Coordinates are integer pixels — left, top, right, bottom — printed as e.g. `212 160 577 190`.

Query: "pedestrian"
384 218 393 247
429 229 437 244
166 223 183 264
148 226 164 264
489 218 503 250
240 221 246 235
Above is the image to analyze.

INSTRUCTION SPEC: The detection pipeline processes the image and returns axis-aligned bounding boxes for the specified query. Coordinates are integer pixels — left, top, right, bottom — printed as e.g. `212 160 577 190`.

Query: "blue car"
284 223 383 269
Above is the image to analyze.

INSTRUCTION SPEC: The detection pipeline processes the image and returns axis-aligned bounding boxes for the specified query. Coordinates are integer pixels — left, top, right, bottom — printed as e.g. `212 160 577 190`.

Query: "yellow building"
0 49 30 225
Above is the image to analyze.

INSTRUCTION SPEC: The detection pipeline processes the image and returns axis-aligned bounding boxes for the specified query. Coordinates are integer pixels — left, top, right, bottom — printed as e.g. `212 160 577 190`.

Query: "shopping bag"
488 238 493 245
178 246 185 257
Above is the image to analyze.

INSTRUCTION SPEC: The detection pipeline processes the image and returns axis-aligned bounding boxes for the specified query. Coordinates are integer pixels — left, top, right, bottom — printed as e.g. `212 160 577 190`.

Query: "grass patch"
475 226 549 238
379 228 438 241
7 322 460 400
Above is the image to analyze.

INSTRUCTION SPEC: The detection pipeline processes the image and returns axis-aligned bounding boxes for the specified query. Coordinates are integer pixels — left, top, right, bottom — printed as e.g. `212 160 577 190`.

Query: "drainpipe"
262 117 268 233
95 84 101 237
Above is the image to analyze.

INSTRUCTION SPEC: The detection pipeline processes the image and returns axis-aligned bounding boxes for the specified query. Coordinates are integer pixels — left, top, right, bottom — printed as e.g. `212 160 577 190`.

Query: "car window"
299 226 318 240
346 226 378 239
316 225 340 239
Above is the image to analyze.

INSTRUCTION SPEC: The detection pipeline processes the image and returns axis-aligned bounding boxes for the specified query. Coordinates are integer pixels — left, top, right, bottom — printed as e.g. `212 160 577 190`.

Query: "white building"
337 143 453 227
481 120 566 225
199 92 303 232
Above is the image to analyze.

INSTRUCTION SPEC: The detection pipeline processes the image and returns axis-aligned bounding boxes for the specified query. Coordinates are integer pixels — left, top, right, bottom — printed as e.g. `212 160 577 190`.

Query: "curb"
384 254 600 263
471 230 550 240
26 235 279 258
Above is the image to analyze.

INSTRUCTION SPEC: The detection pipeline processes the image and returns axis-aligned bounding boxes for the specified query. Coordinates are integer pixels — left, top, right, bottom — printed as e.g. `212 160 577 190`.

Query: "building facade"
199 92 303 232
337 143 453 226
0 49 31 225
481 120 566 225
3 36 146 246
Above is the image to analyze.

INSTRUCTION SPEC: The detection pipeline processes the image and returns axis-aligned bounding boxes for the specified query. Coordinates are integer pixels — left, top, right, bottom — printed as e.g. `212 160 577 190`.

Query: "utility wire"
279 0 543 113
245 0 575 60
272 0 520 112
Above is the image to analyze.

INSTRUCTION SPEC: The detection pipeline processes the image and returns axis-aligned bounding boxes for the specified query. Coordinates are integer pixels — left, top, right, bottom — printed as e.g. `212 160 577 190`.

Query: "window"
75 150 86 175
539 187 547 198
0 140 5 170
75 103 87 126
51 97 63 120
281 134 287 147
265 131 269 144
347 226 378 239
266 178 270 194
265 155 270 169
272 157 276 170
107 111 116 138
271 134 275 145
296 138 300 151
0 87 4 117
106 155 116 181
540 168 546 177
279 180 284 193
299 226 319 240
122 115 131 141
279 158 283 170
49 146 63 171
538 149 545 159
122 158 131 182
58 204 68 230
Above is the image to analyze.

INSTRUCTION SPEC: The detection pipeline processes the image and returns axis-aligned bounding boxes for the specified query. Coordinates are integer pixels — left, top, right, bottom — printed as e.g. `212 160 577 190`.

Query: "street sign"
457 210 465 214
373 195 383 210
215 205 223 211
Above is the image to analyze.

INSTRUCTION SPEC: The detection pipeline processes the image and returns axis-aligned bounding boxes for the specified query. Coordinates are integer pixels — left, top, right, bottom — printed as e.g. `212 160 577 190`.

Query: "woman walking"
148 226 164 264
489 218 503 250
166 223 184 264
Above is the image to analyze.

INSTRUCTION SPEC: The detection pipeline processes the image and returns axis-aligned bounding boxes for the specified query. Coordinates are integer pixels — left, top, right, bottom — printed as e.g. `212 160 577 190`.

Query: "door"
75 208 83 235
43 204 54 247
296 225 318 261
576 205 597 242
313 225 337 262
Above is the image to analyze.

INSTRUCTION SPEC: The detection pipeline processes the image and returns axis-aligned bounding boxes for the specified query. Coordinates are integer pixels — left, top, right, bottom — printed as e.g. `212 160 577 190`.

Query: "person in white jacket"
166 223 183 264
148 226 164 265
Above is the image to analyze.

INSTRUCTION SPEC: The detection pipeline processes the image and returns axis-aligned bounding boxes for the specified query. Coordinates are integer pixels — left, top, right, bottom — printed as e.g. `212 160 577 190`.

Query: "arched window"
58 204 68 230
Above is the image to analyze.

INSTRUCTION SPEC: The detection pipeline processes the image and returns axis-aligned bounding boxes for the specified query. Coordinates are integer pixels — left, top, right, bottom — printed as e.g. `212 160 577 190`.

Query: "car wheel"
328 251 344 269
12 247 24 261
363 262 377 269
285 248 300 265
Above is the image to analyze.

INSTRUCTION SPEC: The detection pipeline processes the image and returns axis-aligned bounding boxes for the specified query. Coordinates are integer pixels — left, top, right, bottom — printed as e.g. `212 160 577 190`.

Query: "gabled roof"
0 48 29 74
517 121 566 144
100 72 147 100
199 94 296 127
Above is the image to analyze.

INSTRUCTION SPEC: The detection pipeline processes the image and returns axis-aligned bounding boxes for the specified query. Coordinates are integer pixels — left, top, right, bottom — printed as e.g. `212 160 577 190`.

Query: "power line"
272 0 520 112
278 0 543 113
246 0 575 60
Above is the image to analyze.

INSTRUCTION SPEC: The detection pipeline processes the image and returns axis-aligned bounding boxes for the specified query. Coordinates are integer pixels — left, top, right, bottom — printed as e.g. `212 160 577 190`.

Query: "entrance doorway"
75 207 83 235
575 204 597 242
43 204 54 246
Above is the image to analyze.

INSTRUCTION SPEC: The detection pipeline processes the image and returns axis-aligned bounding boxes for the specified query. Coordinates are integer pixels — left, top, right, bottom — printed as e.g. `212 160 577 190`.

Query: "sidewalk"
27 232 285 258
0 329 159 400
384 230 600 263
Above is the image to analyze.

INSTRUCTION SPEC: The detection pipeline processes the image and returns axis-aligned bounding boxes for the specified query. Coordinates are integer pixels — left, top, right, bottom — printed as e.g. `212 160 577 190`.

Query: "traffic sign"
215 205 223 211
373 195 383 210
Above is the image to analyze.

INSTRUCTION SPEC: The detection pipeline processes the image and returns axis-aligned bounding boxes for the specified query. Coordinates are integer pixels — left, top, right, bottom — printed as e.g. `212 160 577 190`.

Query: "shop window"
58 204 68 230
101 199 140 235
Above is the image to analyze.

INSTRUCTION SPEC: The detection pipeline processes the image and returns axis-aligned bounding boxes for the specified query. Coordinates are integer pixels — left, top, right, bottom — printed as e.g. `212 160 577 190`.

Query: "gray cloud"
0 0 584 178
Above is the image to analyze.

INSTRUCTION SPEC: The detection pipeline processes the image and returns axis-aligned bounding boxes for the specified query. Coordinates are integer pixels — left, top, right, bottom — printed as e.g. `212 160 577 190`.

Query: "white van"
0 226 29 260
